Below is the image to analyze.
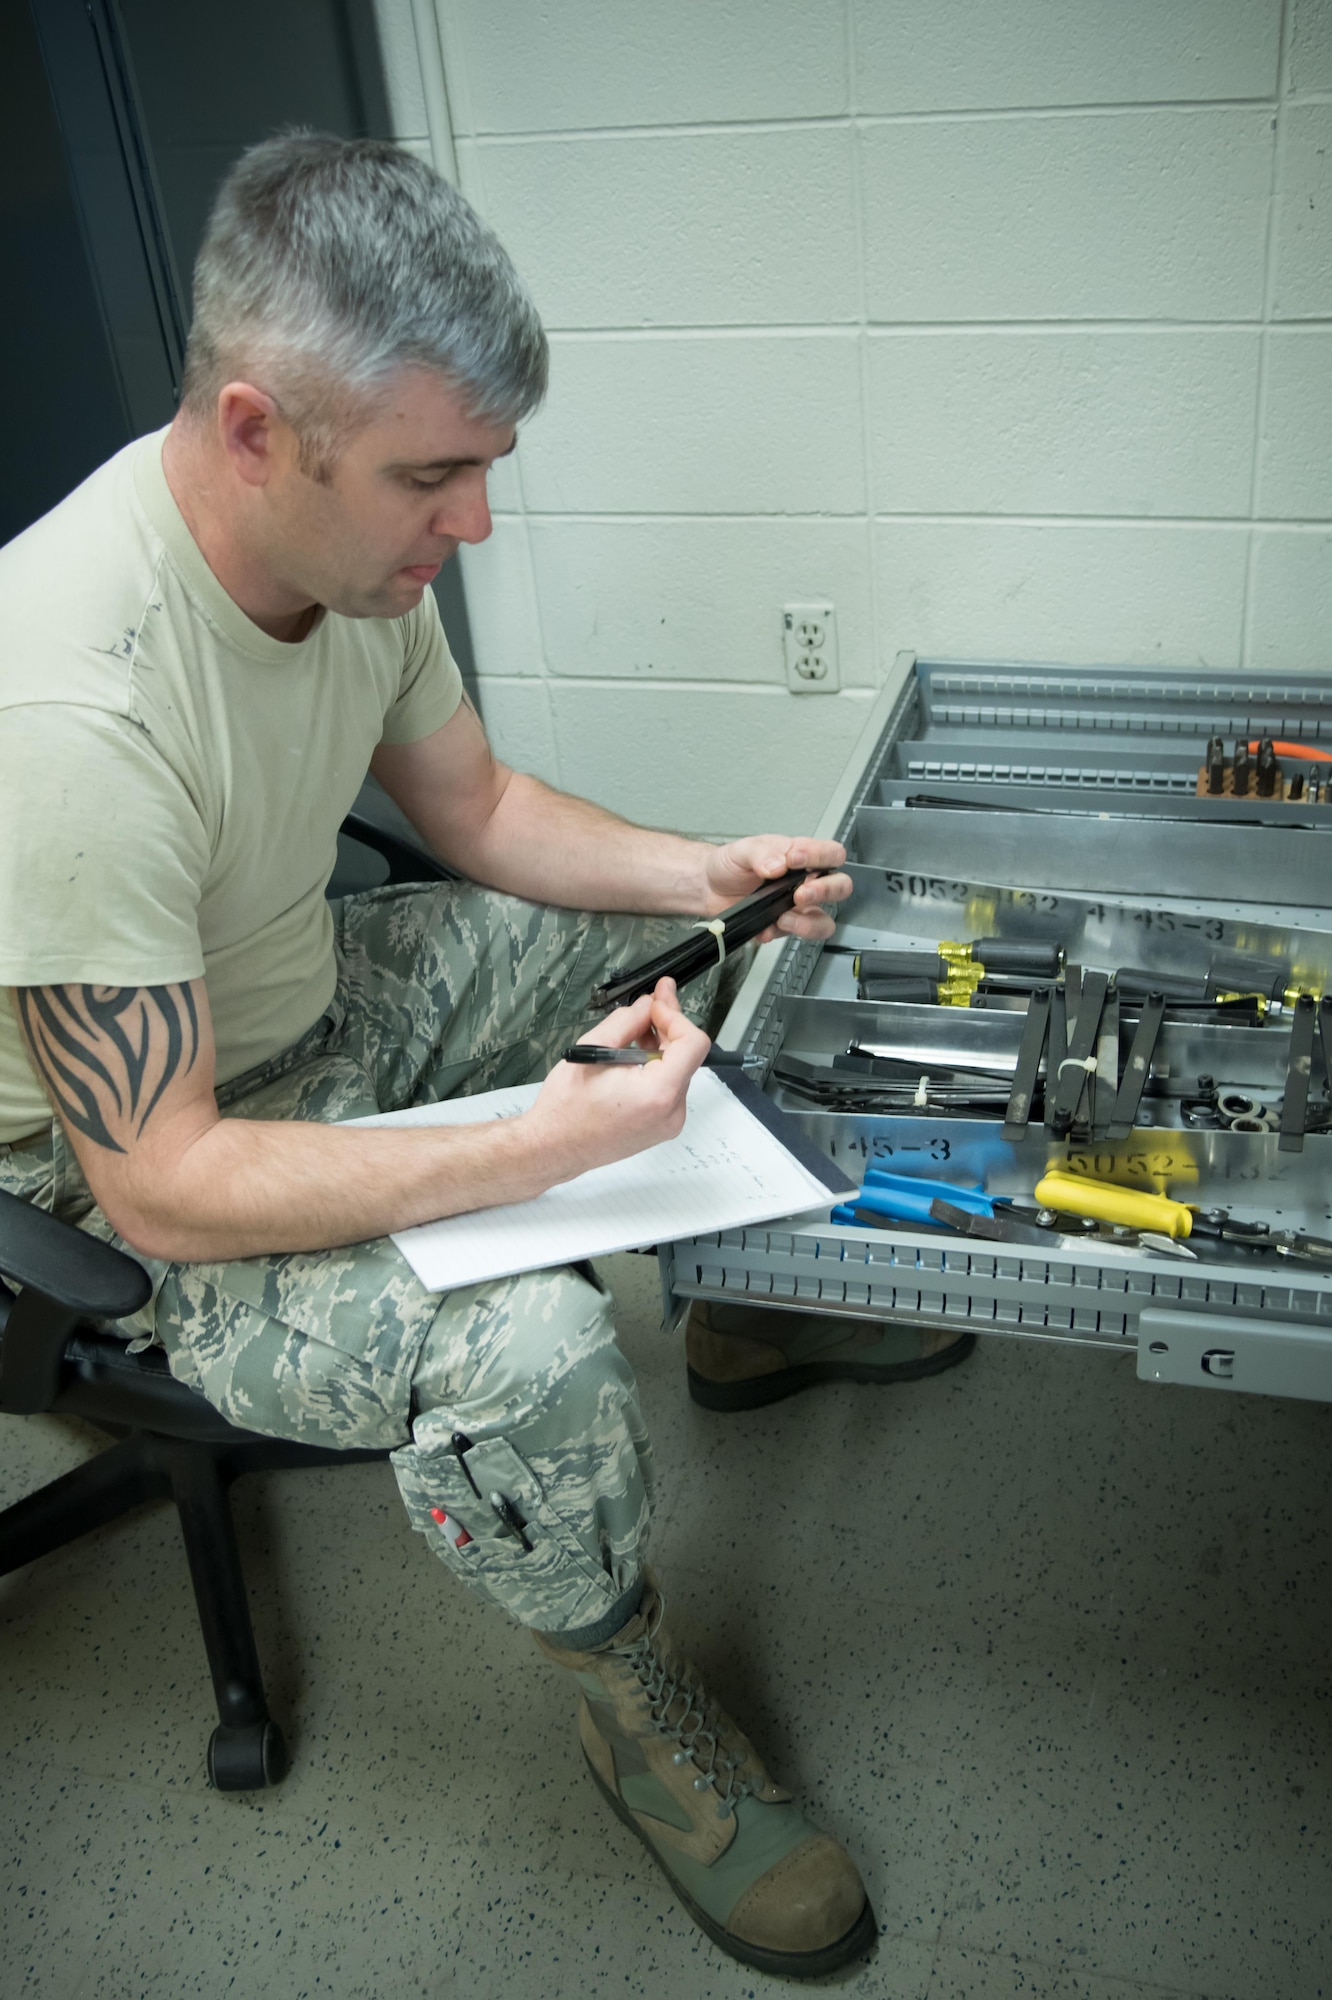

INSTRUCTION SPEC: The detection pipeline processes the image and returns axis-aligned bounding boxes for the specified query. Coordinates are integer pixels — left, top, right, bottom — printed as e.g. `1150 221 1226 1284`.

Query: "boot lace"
615 1599 756 1821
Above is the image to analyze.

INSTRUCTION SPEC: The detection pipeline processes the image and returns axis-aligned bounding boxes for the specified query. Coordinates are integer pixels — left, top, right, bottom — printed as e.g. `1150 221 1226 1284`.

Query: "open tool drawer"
659 654 1332 1403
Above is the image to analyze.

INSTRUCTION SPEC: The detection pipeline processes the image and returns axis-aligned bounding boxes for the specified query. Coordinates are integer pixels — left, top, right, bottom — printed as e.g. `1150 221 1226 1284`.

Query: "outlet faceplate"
782 603 839 693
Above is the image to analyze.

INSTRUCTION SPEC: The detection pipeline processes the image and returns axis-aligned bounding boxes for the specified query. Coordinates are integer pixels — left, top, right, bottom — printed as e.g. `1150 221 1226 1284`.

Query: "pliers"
830 1171 1193 1259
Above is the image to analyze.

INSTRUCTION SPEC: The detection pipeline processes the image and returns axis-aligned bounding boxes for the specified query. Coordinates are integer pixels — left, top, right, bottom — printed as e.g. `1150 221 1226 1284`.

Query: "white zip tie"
691 918 727 964
1059 1056 1098 1075
913 1074 930 1106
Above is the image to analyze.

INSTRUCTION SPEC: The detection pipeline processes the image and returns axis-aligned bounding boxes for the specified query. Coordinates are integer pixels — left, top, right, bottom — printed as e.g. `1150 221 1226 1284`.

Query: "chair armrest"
339 809 455 886
0 1187 152 1318
0 1190 152 1415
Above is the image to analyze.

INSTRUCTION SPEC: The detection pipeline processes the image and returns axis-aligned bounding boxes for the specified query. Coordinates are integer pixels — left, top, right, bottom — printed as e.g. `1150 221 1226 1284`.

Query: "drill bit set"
1197 736 1332 801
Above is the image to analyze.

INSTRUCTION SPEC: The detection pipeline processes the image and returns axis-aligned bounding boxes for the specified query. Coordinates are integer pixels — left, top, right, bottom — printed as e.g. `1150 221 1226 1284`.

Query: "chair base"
0 1426 385 1789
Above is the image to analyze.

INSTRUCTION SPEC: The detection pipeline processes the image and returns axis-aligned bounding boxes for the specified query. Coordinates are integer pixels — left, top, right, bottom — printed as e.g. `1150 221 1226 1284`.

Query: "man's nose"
433 471 492 546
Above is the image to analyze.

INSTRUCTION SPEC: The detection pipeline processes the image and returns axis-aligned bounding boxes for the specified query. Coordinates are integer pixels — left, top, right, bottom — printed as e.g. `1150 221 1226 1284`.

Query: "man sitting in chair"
0 135 967 1979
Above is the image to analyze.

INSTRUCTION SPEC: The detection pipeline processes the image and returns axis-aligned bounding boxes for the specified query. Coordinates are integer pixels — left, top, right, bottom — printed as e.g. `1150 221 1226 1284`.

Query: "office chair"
0 808 450 1791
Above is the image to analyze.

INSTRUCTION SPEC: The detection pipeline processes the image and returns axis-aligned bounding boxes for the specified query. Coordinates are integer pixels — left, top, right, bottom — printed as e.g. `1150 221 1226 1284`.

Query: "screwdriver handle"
1034 1171 1193 1239
969 939 1062 976
859 977 944 1004
855 950 946 980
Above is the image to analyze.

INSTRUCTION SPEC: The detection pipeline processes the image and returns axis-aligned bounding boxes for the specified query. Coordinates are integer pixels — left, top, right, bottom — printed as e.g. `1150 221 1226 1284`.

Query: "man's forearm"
116 1108 557 1264
461 770 718 915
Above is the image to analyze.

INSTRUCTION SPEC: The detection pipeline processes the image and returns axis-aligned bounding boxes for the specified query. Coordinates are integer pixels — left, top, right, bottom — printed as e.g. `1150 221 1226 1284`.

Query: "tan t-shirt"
0 431 463 1142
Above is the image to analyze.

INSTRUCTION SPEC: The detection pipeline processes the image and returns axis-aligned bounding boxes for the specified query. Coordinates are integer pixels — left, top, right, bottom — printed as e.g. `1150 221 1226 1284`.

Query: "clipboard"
348 1061 856 1294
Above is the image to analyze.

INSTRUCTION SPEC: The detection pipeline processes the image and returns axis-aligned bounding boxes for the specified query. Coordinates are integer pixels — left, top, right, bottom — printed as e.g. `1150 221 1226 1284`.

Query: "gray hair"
180 133 547 466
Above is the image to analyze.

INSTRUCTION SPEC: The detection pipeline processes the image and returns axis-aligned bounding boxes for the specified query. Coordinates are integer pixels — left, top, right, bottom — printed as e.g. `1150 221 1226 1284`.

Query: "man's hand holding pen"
700 836 852 943
524 977 709 1183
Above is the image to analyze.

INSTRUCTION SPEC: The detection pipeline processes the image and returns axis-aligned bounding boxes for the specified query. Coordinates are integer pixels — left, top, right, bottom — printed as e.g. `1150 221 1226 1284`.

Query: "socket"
782 602 839 693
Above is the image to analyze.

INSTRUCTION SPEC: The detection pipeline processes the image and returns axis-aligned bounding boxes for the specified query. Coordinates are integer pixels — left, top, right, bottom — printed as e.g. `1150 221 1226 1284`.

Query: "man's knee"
410 1261 624 1439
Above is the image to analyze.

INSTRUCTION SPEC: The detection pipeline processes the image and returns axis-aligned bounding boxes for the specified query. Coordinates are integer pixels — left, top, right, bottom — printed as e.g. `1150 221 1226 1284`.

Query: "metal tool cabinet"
660 655 1332 1403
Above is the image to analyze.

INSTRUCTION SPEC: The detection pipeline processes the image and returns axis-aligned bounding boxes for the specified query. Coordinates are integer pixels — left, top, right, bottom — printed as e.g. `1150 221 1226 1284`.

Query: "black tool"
1255 737 1280 798
930 1197 1067 1248
1049 968 1109 1138
1205 735 1227 795
1002 985 1053 1142
855 950 948 980
838 1049 1012 1085
1115 969 1210 1004
563 1044 661 1065
968 939 1063 976
489 1490 533 1553
1231 738 1251 796
1205 950 1289 1002
1279 993 1318 1153
1092 979 1119 1136
592 869 822 1011
1107 989 1166 1139
774 1055 1013 1115
451 1431 482 1499
1048 980 1067 1121
858 977 944 1004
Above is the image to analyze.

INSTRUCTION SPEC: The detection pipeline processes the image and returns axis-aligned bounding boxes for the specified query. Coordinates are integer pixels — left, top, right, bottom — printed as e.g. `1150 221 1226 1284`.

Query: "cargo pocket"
392 1429 625 1632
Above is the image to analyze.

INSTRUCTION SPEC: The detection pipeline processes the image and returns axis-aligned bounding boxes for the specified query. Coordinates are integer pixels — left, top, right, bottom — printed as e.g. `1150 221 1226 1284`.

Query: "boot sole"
688 1329 977 1412
582 1747 878 1978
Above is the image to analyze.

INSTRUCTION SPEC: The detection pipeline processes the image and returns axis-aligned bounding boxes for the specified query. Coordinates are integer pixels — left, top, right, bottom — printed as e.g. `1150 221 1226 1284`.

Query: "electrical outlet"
782 602 839 693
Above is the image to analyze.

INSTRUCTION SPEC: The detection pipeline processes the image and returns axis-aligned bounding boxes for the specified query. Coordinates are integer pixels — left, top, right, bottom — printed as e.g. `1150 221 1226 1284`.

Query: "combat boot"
686 1297 975 1410
536 1578 875 1977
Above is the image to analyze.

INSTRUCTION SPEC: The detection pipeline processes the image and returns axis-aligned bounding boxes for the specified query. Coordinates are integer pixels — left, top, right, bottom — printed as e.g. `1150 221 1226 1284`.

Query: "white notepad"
348 1065 834 1292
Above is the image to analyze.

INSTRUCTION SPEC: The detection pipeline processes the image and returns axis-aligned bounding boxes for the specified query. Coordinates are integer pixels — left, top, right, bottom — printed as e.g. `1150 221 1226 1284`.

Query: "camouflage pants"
0 882 737 1643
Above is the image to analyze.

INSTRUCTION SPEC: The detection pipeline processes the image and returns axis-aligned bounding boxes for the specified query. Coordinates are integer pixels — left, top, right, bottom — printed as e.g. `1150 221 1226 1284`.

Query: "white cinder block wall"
371 0 1332 836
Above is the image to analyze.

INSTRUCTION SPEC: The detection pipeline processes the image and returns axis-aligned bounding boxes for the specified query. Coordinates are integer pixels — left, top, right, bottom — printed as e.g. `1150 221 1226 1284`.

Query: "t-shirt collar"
132 427 327 663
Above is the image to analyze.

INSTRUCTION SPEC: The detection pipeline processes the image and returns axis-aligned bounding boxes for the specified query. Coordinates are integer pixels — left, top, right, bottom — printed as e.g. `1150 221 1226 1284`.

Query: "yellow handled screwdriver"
1033 1171 1194 1240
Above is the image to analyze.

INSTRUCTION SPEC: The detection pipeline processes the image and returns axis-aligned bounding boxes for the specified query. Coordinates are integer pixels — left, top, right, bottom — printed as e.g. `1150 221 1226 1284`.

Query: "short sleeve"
0 703 208 987
379 590 465 745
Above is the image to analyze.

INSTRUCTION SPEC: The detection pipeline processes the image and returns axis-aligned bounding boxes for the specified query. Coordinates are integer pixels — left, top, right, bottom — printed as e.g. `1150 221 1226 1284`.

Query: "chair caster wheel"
207 1718 288 1790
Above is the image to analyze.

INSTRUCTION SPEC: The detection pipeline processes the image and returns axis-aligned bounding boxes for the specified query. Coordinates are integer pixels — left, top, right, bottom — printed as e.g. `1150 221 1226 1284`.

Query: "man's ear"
216 382 286 488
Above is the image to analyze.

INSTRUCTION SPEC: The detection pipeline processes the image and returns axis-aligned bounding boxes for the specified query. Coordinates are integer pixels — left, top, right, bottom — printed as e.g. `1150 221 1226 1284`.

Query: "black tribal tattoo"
16 983 200 1154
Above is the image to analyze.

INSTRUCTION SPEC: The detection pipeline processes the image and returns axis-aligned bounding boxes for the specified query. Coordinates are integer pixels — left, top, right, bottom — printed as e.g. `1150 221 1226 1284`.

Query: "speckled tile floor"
3 1250 1330 2000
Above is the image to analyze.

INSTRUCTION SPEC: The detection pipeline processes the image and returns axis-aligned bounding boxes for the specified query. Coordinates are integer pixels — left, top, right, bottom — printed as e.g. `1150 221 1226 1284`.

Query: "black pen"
489 1490 533 1552
451 1430 481 1498
562 1044 662 1065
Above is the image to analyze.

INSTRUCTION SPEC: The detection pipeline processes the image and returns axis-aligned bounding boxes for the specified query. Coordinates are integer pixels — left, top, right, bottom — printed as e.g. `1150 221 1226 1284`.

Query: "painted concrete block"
1257 332 1332 520
861 111 1273 321
473 127 857 329
1247 530 1332 673
1288 0 1332 93
873 522 1248 669
853 0 1281 111
514 336 866 515
451 0 848 134
471 678 561 787
549 683 874 834
457 523 545 677
868 331 1258 518
370 0 428 140
1272 104 1332 319
525 518 875 684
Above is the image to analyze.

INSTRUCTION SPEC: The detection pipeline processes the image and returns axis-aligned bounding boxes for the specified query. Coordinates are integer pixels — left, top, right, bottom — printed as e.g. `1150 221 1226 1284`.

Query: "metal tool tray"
660 655 1332 1403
